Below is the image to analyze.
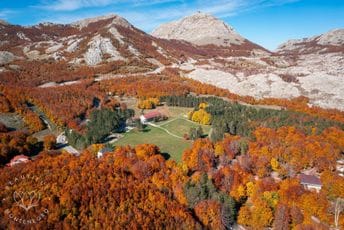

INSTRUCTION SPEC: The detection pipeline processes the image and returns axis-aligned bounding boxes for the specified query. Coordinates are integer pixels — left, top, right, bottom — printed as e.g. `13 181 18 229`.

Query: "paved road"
37 63 166 87
56 133 80 156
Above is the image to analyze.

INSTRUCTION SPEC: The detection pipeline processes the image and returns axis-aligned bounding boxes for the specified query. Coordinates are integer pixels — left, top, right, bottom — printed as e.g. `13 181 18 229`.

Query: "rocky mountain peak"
151 12 245 46
71 14 132 29
276 29 344 54
317 29 344 46
0 19 10 26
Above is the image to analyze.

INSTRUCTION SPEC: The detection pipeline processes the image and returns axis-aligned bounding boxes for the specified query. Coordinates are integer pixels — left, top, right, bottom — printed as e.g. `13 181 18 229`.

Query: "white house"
299 174 322 192
97 147 113 158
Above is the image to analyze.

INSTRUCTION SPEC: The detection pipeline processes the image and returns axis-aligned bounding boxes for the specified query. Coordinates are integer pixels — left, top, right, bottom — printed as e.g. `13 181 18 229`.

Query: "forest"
65 107 134 149
0 67 344 229
0 124 343 228
161 95 344 141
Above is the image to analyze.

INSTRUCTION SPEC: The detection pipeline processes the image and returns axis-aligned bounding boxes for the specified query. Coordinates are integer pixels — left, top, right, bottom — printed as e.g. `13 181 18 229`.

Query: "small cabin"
97 147 113 159
299 174 322 192
7 155 30 167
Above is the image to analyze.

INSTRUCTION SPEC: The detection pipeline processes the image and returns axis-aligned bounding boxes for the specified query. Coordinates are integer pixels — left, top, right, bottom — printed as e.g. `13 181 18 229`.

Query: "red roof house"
140 111 163 124
7 155 30 167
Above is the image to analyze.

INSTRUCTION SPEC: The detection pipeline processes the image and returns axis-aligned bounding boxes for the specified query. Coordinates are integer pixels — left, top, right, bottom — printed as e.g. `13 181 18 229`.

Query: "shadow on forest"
140 128 151 133
160 152 171 160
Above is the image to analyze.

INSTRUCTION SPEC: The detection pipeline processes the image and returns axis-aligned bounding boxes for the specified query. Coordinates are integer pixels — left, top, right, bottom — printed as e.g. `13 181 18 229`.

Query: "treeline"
96 73 344 124
65 108 134 149
0 123 41 165
182 129 344 229
161 95 344 141
161 95 226 108
209 102 344 141
1 126 343 228
0 88 45 133
0 144 211 228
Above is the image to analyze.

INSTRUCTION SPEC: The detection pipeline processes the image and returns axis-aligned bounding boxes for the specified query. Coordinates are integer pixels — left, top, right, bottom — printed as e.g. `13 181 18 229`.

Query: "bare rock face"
1 12 343 111
276 29 344 54
0 51 14 65
152 12 245 46
180 28 344 111
84 35 125 66
71 14 132 29
317 29 344 46
0 19 9 26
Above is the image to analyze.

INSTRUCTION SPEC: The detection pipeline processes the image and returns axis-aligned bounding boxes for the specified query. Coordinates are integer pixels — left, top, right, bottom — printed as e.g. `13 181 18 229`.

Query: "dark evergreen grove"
66 107 134 148
161 95 344 141
184 173 237 226
189 126 204 140
66 94 344 148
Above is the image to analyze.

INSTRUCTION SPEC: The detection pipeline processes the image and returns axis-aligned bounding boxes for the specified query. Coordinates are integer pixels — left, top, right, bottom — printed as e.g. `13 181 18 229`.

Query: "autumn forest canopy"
0 66 344 229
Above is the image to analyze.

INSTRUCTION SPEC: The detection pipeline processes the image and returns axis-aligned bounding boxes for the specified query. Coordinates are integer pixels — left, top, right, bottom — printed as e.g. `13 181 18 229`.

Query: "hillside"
1 11 344 230
171 27 344 110
276 29 344 55
0 14 211 86
152 12 245 46
152 12 268 55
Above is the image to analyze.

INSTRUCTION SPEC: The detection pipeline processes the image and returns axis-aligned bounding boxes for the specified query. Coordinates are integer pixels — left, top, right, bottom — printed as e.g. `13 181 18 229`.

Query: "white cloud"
35 0 300 32
0 9 16 19
36 0 180 11
194 0 300 18
131 0 301 31
37 0 114 11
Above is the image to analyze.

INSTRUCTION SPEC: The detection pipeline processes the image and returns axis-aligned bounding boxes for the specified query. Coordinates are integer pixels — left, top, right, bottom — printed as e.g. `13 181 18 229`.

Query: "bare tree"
334 198 344 229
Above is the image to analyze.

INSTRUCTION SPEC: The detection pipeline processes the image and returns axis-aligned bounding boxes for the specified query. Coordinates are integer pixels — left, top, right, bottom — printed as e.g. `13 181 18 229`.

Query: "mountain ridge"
0 13 343 111
276 29 344 54
152 12 246 46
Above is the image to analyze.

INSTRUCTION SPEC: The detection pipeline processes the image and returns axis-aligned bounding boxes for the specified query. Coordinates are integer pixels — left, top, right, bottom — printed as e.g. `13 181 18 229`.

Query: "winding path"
147 122 183 139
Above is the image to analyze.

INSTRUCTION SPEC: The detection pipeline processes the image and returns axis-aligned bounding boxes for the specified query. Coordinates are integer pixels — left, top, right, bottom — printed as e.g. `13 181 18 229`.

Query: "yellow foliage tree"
246 182 255 197
238 205 252 226
214 143 224 156
191 108 211 125
137 98 160 109
199 102 208 109
251 199 274 229
271 158 279 171
262 191 279 209
201 112 211 125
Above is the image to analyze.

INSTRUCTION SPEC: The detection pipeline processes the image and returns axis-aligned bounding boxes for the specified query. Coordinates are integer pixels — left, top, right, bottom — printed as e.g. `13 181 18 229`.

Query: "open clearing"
161 118 211 137
114 106 211 162
114 125 191 162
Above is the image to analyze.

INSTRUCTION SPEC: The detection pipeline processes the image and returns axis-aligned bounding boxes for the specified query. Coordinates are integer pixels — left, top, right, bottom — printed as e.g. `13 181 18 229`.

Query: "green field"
161 118 211 137
114 125 191 162
165 106 194 117
113 106 211 162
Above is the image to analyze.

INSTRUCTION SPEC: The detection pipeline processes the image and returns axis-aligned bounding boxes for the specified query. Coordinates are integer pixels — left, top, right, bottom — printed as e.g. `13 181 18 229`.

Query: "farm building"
140 111 166 124
7 155 30 167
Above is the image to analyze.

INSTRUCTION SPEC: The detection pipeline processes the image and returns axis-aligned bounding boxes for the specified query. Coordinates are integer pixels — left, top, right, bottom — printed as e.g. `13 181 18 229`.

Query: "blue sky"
0 0 343 50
